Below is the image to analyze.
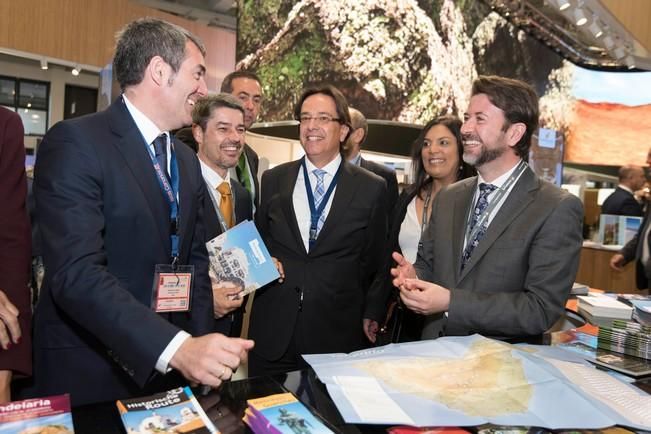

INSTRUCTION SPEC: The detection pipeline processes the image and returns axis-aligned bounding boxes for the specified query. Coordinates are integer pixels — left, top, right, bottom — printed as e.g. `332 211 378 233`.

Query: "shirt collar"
477 159 523 189
349 153 362 166
618 184 634 194
122 94 166 146
199 158 230 188
304 153 342 177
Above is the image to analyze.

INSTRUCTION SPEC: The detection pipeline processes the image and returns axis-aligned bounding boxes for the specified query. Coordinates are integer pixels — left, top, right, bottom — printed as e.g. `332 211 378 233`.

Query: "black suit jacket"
25 98 213 406
360 157 399 223
250 159 388 360
601 187 643 216
202 177 253 337
620 204 651 289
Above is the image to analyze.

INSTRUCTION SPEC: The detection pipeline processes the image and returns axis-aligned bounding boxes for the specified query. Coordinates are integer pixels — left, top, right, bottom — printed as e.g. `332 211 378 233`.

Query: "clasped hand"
390 252 450 315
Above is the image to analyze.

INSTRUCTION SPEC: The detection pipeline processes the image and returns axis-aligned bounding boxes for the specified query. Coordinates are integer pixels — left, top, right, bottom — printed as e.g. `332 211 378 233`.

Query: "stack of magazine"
577 294 633 327
243 392 334 434
598 320 651 361
0 394 74 433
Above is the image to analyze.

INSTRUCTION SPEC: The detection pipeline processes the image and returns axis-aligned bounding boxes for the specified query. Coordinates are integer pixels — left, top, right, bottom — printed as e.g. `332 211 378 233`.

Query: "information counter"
575 242 639 294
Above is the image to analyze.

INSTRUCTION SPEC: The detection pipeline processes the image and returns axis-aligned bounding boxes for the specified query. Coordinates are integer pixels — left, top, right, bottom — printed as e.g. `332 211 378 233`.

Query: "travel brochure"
116 386 218 434
205 220 279 297
243 392 334 434
0 394 74 433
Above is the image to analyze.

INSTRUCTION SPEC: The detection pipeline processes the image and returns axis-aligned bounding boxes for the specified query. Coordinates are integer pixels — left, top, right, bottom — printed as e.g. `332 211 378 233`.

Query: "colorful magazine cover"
206 220 279 297
245 393 333 434
0 394 74 433
116 386 218 434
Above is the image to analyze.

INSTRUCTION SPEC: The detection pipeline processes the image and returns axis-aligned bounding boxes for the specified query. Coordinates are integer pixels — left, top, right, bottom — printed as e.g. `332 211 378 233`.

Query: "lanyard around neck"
144 133 181 263
302 157 342 246
463 160 527 249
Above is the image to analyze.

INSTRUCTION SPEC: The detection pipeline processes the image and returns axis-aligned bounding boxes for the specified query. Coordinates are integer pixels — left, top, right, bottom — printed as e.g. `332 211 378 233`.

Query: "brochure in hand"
243 392 333 434
116 386 218 434
0 394 74 433
206 220 279 297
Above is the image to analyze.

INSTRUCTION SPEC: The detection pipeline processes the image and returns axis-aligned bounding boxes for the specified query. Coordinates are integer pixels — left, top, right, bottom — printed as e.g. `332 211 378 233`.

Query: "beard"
463 140 506 168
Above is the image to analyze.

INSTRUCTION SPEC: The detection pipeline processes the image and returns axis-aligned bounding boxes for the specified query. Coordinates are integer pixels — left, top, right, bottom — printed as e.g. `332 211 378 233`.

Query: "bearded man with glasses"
248 84 388 377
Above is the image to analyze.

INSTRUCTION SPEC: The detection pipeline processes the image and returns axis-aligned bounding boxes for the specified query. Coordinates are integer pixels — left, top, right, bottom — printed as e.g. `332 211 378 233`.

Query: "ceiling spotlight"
587 20 603 38
553 0 572 11
573 7 588 26
71 66 80 76
40 58 48 70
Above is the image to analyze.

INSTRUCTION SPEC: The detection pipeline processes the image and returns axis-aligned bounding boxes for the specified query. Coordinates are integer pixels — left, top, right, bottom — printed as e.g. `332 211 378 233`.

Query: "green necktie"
236 152 252 194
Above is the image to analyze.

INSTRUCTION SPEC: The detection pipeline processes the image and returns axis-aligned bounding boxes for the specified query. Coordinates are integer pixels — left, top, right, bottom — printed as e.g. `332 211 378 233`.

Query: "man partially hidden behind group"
392 75 584 340
249 85 388 376
20 18 253 406
343 108 399 218
220 71 263 210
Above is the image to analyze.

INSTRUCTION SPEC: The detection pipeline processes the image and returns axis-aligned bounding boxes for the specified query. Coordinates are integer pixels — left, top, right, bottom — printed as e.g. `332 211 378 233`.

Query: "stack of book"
243 392 334 433
0 394 75 433
598 320 651 361
577 294 633 327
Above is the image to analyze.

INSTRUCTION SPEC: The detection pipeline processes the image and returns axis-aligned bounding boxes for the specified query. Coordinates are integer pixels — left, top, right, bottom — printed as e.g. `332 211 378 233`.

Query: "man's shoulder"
361 158 396 177
348 160 386 188
244 143 259 160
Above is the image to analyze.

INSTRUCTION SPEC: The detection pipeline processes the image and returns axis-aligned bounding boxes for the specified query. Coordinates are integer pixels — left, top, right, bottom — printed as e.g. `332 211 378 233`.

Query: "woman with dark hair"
372 115 475 343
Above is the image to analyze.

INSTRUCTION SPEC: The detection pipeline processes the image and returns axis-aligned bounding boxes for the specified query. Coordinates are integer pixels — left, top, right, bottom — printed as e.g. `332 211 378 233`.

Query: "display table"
575 242 639 294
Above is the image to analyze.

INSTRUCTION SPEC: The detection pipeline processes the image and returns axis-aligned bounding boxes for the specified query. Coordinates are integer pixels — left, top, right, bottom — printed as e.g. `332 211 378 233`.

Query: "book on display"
243 392 334 434
116 386 218 433
0 394 75 433
577 294 633 319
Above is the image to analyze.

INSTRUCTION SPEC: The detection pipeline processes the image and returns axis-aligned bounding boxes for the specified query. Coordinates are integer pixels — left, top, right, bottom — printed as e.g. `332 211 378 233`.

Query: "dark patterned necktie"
461 183 497 269
152 134 169 181
312 169 327 235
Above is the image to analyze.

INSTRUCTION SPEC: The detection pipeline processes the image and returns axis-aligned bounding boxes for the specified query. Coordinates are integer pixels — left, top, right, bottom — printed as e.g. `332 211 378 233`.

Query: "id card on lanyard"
143 133 194 313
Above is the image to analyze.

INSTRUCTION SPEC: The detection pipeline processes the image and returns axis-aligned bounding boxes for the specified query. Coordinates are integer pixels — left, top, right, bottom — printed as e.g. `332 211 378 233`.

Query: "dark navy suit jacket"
25 98 213 406
601 187 643 216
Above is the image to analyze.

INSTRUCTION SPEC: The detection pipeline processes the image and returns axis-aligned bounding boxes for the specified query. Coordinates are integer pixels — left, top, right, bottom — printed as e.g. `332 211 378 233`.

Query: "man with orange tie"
192 94 253 337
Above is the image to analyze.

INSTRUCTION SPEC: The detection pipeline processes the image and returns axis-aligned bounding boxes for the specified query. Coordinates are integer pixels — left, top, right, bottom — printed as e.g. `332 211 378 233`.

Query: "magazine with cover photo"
0 394 74 433
205 220 279 297
116 386 218 434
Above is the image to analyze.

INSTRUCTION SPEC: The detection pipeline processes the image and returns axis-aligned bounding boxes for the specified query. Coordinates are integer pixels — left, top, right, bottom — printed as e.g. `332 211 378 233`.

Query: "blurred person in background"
371 115 475 343
601 164 645 216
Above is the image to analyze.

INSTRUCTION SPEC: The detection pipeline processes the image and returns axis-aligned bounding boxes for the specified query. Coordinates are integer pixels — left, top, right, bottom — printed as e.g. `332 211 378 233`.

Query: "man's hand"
0 290 21 350
609 253 626 272
272 257 285 283
390 252 417 289
212 280 244 319
170 334 254 388
399 278 450 315
363 318 379 343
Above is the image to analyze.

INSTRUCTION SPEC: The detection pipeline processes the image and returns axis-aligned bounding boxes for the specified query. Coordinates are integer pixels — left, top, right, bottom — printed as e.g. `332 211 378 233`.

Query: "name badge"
151 264 194 312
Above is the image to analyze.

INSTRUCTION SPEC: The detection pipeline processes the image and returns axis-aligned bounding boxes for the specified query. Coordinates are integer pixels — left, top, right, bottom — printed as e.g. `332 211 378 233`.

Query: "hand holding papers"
206 220 280 298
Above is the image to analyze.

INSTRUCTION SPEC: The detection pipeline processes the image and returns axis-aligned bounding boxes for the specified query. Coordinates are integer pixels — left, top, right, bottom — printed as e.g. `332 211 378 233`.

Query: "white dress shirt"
122 94 189 374
398 196 421 264
293 154 342 252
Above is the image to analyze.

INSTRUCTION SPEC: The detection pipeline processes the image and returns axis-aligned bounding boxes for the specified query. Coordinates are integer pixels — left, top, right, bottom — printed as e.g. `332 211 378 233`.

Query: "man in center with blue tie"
392 75 584 342
248 84 388 376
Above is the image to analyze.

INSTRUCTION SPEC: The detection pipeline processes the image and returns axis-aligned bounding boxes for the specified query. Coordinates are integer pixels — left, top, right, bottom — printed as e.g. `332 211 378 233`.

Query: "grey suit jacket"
415 166 584 339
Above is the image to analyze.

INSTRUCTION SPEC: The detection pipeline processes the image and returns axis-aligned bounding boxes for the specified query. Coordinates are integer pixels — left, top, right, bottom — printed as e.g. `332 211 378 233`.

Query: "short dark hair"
471 75 539 158
191 93 245 131
294 84 352 145
349 108 368 145
408 115 475 199
220 71 262 93
113 18 206 91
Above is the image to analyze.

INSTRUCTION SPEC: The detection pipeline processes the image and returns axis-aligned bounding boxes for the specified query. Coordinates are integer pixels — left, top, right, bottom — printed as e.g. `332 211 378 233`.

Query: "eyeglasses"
298 115 341 125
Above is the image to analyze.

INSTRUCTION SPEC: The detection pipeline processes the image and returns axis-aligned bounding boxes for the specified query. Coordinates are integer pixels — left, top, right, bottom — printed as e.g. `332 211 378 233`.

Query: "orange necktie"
217 182 233 229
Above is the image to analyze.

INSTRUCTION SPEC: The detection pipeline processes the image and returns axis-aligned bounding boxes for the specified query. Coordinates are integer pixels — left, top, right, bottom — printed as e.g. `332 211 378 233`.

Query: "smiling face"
230 77 262 129
421 124 460 184
162 41 208 130
460 93 513 169
194 106 245 178
299 93 349 168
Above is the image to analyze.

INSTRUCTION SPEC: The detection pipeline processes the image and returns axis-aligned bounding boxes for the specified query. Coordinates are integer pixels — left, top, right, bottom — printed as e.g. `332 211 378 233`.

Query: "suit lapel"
310 161 356 253
108 99 170 255
452 179 476 281
175 145 194 248
280 161 307 255
459 167 538 281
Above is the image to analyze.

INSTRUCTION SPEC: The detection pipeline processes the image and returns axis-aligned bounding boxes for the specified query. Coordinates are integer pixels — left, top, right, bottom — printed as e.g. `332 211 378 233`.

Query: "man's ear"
506 122 526 149
351 127 365 145
339 124 351 143
192 124 203 147
148 56 168 87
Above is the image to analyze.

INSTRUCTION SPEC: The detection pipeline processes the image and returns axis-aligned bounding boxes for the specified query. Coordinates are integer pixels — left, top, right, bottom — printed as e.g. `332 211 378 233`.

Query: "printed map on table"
303 335 651 430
